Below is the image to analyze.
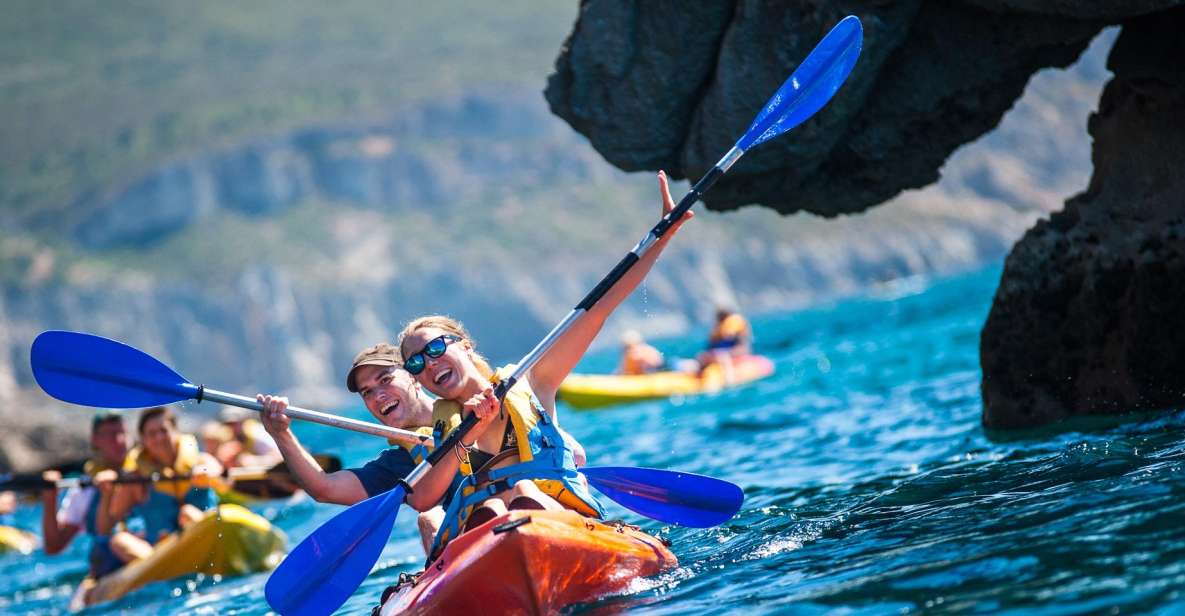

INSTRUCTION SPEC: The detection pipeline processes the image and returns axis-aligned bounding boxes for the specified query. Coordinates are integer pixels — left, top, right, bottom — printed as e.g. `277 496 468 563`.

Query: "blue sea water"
5 264 1185 614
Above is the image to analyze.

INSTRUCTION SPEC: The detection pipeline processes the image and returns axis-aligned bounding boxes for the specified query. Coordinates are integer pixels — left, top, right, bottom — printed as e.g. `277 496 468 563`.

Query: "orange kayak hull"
378 510 677 615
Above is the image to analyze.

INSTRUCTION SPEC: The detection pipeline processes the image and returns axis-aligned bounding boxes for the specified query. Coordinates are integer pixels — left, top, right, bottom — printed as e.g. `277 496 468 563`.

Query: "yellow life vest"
388 425 435 465
712 313 749 341
427 367 603 559
83 458 120 478
123 433 201 500
239 418 262 452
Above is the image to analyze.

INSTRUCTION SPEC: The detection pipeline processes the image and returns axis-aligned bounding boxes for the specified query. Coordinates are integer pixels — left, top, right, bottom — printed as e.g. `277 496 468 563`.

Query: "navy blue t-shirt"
348 447 416 497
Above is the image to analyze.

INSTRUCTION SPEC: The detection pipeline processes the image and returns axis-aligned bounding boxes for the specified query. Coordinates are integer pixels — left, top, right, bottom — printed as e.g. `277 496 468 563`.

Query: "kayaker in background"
257 343 447 555
696 306 753 382
399 170 691 558
199 421 234 461
94 406 222 563
212 405 282 469
39 413 129 577
0 491 15 516
617 330 665 375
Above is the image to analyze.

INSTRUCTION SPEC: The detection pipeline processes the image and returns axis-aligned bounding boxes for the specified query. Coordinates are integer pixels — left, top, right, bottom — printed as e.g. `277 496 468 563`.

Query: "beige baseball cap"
346 343 401 392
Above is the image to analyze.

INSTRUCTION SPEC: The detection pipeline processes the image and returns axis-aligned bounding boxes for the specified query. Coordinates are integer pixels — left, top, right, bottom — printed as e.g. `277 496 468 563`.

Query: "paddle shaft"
406 148 748 483
512 146 744 382
0 466 296 492
196 387 433 447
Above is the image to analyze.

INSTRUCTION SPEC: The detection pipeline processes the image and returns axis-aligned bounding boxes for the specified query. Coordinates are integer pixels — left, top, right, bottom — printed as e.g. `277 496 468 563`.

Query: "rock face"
981 9 1185 428
546 1 1103 216
547 0 1185 428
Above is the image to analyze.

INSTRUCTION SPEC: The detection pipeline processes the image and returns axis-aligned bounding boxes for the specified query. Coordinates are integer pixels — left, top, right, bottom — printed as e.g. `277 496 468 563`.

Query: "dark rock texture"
546 1 1104 216
548 1 1185 429
981 9 1185 428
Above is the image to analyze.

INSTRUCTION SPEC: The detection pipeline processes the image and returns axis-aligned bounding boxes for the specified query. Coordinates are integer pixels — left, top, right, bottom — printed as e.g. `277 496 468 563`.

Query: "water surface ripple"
5 265 1185 614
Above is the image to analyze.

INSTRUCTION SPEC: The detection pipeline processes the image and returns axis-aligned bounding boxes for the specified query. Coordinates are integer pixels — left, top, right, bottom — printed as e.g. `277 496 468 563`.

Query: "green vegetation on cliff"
1 1 575 223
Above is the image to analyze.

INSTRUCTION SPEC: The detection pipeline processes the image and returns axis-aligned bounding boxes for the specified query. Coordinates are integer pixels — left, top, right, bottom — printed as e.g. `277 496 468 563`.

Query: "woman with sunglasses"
399 171 692 558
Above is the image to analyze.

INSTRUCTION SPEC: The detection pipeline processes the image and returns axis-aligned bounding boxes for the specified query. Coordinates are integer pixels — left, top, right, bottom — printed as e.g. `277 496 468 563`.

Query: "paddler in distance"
94 406 222 564
399 170 691 559
617 329 664 375
39 413 130 577
696 305 752 383
211 405 283 470
256 343 447 555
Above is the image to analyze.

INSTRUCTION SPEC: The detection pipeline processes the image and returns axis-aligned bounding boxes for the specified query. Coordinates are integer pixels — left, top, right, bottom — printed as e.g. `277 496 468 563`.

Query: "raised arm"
258 395 369 505
528 171 691 405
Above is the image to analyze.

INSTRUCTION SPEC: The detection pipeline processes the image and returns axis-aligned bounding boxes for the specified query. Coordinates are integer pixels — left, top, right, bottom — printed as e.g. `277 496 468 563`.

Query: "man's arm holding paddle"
39 470 81 554
258 394 370 505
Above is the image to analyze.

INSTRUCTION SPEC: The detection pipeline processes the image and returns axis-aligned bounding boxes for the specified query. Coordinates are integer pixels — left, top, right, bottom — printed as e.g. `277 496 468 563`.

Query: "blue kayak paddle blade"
583 466 744 528
30 330 197 408
265 486 405 616
736 15 863 151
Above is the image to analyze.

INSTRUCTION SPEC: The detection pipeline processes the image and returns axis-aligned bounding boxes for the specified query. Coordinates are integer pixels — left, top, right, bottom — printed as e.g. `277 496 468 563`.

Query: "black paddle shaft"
575 166 725 311
419 156 729 476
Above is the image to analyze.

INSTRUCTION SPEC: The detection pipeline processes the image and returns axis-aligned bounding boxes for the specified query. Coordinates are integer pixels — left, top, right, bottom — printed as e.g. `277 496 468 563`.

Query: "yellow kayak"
0 525 38 555
559 355 775 409
69 504 287 610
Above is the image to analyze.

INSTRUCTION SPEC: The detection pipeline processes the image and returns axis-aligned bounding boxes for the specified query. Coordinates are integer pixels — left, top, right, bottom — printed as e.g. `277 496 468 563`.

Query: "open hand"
659 170 693 234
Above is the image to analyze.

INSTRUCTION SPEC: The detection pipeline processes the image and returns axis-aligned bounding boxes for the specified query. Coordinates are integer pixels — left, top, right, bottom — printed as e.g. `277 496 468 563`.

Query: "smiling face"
400 326 487 401
354 364 430 428
140 414 178 466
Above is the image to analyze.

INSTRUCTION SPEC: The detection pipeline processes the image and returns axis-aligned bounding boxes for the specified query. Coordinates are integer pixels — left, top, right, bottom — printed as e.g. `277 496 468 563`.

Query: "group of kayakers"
34 404 281 582
18 171 755 601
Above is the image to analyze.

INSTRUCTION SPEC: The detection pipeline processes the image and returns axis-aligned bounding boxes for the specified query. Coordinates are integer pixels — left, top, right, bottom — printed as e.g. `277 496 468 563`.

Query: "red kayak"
376 510 677 615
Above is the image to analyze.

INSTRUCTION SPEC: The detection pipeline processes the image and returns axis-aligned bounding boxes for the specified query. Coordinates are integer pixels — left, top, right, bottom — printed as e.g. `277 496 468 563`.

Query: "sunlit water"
6 264 1185 614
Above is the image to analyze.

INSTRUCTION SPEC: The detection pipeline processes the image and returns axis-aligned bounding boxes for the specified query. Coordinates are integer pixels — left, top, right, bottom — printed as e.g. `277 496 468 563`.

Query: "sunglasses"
403 335 462 376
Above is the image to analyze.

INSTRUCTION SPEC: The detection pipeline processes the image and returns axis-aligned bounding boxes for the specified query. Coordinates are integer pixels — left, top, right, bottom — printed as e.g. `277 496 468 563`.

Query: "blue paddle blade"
736 15 863 151
265 486 404 616
30 330 198 408
583 466 744 528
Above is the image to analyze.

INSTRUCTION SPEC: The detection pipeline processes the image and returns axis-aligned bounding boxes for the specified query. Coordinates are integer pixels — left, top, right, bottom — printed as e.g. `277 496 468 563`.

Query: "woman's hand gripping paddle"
263 16 863 616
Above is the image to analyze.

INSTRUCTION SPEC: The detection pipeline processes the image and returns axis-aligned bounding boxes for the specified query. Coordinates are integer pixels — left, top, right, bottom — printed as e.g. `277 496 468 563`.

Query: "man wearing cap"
257 343 444 553
39 413 130 577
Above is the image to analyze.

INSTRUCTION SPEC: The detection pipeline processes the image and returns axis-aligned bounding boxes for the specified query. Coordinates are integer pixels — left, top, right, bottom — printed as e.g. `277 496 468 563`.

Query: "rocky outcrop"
547 1 1185 428
981 10 1185 429
545 1 1104 216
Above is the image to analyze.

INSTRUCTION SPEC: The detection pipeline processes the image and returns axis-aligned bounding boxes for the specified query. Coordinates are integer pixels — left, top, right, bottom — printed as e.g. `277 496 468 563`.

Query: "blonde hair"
398 315 493 378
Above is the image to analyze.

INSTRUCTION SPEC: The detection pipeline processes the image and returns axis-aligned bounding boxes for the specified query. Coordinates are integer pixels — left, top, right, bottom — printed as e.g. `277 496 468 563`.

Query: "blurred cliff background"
0 2 1114 469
